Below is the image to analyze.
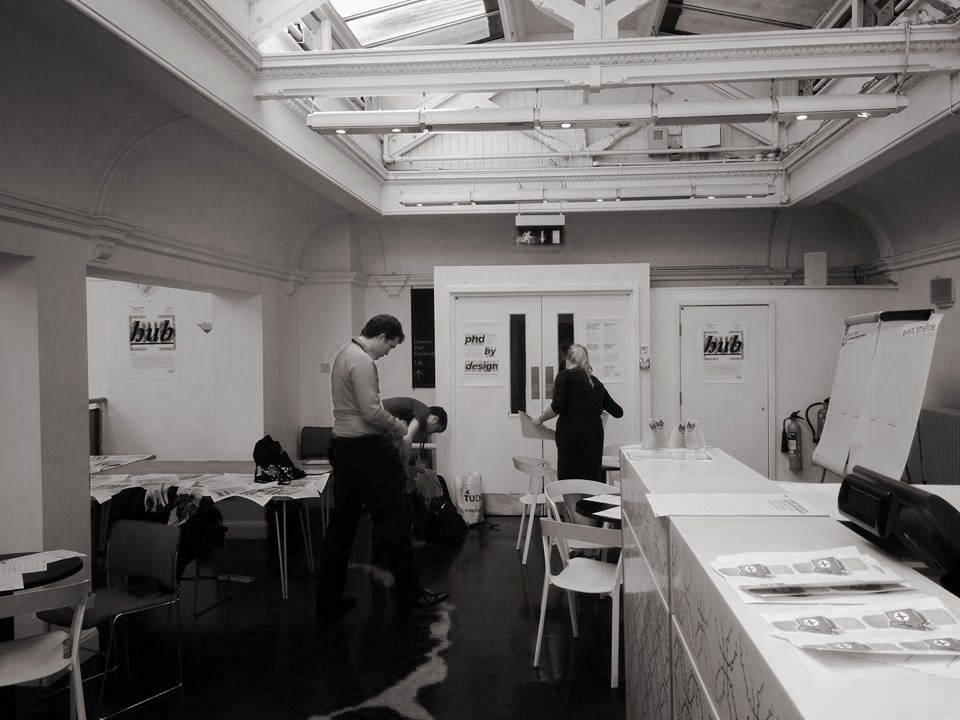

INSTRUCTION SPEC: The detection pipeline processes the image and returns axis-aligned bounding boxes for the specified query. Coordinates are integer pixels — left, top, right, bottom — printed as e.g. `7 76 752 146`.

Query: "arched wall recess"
93 115 191 217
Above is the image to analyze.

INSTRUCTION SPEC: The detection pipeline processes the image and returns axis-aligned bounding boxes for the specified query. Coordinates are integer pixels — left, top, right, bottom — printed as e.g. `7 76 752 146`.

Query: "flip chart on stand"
813 310 941 481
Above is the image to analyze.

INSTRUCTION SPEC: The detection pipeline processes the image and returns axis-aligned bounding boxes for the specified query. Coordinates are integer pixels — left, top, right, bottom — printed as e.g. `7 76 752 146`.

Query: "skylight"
326 0 502 48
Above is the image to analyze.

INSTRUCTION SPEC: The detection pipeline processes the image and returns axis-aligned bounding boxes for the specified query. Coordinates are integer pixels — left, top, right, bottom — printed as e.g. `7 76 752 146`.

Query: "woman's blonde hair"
565 343 594 380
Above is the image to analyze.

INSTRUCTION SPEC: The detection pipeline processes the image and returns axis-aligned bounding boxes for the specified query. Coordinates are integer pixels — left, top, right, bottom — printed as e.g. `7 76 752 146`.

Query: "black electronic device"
838 466 960 596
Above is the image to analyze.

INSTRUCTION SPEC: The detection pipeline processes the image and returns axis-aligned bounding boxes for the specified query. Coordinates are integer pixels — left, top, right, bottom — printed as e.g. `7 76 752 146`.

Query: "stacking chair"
0 579 90 720
512 455 555 565
39 520 182 719
299 425 334 539
543 478 621 556
534 518 623 688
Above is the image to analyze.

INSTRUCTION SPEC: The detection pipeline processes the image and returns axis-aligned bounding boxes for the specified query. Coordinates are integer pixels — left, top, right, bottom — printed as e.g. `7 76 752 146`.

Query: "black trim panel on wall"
411 288 435 388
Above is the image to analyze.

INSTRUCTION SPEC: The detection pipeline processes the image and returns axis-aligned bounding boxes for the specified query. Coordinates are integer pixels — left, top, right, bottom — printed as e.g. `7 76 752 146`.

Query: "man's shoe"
409 589 449 610
317 595 358 615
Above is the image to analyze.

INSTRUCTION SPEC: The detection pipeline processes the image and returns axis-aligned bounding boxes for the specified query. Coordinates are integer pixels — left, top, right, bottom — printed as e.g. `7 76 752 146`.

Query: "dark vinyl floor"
17 512 625 720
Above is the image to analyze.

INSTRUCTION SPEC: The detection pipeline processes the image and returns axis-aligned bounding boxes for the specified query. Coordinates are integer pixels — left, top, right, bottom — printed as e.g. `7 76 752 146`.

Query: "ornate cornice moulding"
0 191 290 282
162 0 261 74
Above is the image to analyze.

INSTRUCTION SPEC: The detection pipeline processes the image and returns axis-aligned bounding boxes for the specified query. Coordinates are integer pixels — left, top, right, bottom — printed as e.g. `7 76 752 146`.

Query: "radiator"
905 406 960 485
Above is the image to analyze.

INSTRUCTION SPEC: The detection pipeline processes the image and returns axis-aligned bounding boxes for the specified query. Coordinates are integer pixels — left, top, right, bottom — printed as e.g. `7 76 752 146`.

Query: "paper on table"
763 597 960 655
0 555 48 575
0 575 24 591
519 411 555 441
645 492 823 518
712 546 909 604
594 506 622 521
588 494 621 506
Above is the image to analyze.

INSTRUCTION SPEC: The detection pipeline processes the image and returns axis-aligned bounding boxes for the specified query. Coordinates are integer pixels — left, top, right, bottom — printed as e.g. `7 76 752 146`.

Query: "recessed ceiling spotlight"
335 128 347 134
391 128 402 133
706 195 716 199
856 111 871 118
415 202 423 207
795 114 809 121
560 122 573 129
745 195 754 199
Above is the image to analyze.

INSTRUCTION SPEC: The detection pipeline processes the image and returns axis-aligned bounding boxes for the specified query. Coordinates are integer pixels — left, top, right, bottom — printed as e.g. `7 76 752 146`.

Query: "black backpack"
411 473 467 544
253 434 306 484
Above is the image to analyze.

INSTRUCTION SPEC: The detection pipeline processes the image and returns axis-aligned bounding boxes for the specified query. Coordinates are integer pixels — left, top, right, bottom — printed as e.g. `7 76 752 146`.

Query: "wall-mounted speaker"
930 277 955 308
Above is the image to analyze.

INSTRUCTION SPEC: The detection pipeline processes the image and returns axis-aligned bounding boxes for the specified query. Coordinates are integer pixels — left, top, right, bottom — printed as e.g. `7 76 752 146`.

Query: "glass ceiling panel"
327 0 500 47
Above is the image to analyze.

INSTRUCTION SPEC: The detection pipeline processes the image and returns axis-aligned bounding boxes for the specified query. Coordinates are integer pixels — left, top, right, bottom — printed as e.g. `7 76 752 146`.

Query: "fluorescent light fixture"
691 183 774 199
308 94 907 135
516 214 565 227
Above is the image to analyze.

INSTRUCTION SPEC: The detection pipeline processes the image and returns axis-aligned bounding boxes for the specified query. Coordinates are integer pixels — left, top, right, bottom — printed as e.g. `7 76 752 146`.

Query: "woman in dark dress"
532 343 624 481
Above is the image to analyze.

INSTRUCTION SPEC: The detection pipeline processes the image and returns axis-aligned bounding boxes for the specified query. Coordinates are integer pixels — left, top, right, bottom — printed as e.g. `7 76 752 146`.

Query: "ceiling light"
335 128 347 134
308 94 906 135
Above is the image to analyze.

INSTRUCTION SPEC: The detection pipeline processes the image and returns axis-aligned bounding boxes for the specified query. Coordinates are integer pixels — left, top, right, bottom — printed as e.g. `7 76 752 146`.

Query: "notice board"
813 310 941 481
411 288 435 388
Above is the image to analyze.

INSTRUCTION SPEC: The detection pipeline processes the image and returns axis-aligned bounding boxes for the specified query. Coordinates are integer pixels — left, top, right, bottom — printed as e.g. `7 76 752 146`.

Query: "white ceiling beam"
254 24 960 98
634 0 668 36
249 0 321 45
531 0 656 40
497 0 527 42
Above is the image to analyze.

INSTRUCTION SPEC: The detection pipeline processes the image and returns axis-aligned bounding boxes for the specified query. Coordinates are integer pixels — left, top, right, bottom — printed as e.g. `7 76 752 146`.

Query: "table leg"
273 503 288 601
299 502 315 575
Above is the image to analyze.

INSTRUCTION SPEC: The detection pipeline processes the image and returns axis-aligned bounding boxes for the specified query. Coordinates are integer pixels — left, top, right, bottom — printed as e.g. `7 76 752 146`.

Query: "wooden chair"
534 518 623 688
0 578 90 719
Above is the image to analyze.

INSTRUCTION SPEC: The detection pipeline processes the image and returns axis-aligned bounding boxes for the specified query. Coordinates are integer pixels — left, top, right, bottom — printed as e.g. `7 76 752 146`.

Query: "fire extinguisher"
781 411 803 471
805 397 830 444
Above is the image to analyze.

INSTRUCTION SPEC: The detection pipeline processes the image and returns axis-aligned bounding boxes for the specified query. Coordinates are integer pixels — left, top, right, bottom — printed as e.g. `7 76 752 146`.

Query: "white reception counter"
621 448 960 720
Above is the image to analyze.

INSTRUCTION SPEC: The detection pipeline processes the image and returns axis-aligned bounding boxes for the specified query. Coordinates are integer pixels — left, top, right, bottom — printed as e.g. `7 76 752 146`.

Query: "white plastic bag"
455 472 484 526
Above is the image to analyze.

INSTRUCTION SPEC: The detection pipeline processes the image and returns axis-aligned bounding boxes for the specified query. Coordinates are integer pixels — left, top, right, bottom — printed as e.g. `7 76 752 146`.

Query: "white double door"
452 291 637 508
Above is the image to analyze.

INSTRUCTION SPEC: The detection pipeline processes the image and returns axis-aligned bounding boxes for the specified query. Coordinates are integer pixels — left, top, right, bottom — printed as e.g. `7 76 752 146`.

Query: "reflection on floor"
17 513 626 720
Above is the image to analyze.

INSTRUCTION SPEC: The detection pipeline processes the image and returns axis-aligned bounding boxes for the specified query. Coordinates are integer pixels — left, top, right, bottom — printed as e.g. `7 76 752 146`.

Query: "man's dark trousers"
317 435 419 608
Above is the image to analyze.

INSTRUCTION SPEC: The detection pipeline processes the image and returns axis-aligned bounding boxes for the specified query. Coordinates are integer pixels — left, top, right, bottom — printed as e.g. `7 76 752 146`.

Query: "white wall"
889 260 960 409
652 285 902 482
87 279 263 459
0 254 42 551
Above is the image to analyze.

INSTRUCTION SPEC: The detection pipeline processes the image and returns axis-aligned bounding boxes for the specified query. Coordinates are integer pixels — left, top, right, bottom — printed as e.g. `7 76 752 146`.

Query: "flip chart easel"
812 309 941 482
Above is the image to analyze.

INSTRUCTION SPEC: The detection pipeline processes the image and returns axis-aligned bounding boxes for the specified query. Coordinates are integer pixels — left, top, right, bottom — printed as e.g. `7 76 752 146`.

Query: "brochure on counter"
711 546 911 604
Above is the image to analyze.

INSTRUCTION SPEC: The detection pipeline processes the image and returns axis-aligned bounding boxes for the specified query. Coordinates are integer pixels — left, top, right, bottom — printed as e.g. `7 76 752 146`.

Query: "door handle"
545 366 554 399
531 366 540 400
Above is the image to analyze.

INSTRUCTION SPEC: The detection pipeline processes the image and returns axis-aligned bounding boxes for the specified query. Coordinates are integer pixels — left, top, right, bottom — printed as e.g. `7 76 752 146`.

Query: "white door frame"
675 299 777 479
435 264 651 484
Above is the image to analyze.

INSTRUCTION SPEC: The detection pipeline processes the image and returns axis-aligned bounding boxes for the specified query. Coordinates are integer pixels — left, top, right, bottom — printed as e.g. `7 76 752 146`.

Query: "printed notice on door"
128 304 177 377
702 320 745 383
583 318 625 383
459 322 502 386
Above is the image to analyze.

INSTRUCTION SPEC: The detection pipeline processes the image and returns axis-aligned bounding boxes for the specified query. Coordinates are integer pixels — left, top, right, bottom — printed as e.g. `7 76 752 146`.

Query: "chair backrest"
544 479 619 522
0 578 90 619
107 519 180 591
299 426 333 460
512 455 548 473
539 517 622 562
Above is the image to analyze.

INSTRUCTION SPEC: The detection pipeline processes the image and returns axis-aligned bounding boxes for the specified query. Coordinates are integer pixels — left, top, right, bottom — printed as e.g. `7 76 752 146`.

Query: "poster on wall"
583 318 625 383
458 322 502 386
128 304 177 377
701 320 746 383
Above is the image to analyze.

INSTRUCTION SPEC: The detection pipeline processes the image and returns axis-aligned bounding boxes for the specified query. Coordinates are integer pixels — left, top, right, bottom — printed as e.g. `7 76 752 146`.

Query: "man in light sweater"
316 314 449 616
